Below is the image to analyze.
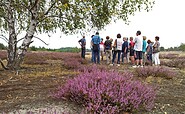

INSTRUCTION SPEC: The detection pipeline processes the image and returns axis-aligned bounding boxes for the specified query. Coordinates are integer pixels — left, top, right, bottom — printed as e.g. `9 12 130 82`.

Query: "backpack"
104 40 111 50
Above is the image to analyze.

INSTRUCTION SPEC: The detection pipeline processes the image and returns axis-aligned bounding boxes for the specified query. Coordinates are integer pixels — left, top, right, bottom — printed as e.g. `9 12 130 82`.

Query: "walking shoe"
132 65 137 68
110 64 114 66
117 64 120 66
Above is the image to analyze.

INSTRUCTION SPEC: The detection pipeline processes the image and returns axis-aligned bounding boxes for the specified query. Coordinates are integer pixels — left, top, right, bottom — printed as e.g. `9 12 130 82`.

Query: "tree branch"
33 35 49 46
30 0 40 11
16 35 48 46
0 35 9 42
44 1 57 16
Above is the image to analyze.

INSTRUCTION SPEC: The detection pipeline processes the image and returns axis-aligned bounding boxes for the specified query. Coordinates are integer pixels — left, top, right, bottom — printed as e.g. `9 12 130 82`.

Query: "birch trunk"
6 1 17 69
13 1 39 69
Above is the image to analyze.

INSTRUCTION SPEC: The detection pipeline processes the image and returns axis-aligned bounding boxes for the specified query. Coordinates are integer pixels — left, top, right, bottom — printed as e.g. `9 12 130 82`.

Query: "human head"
147 40 152 44
91 35 94 38
130 37 133 41
83 36 85 38
117 33 121 38
123 37 127 41
106 36 110 39
101 38 103 41
143 36 146 40
155 36 159 41
96 32 99 35
136 30 141 36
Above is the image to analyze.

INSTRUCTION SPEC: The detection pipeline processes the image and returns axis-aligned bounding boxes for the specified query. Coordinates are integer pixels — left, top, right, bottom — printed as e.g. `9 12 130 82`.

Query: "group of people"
78 30 161 67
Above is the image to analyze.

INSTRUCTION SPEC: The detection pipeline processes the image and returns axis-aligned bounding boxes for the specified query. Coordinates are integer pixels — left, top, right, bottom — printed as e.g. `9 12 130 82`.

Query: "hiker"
78 36 86 59
153 36 160 66
122 37 129 64
111 33 123 66
146 39 153 66
90 35 94 62
92 32 101 64
133 31 143 67
100 38 104 61
129 37 135 66
104 36 112 64
142 36 147 65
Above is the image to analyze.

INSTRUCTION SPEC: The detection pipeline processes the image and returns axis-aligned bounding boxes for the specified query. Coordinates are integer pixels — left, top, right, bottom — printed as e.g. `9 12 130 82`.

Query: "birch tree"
0 0 154 69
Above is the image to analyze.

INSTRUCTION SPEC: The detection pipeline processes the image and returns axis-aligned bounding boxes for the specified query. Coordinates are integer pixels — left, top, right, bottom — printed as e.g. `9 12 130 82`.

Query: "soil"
0 52 185 114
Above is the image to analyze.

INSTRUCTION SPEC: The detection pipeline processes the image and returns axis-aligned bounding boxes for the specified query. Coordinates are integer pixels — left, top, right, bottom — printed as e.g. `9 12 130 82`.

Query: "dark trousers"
112 50 121 64
93 50 100 64
81 47 86 59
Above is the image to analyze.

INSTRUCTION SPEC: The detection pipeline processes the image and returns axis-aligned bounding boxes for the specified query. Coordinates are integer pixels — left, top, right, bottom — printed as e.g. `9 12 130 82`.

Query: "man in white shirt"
133 31 143 67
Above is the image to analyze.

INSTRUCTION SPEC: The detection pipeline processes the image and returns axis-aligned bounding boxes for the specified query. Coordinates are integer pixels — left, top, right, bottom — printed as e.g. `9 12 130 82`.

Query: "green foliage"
0 43 6 50
179 43 185 51
28 46 80 53
0 0 155 35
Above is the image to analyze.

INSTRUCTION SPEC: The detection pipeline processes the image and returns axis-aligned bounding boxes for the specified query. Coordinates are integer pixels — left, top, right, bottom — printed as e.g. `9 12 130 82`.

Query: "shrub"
160 58 185 69
135 66 177 79
53 67 156 113
159 53 179 59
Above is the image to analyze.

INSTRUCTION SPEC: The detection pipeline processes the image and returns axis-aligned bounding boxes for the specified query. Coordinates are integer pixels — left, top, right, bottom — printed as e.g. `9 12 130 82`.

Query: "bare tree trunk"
6 0 17 69
13 1 39 69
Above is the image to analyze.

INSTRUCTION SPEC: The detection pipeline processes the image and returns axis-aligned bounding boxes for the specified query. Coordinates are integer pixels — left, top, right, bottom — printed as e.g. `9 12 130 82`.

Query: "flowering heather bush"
160 58 185 69
159 53 179 59
24 52 83 66
135 66 177 79
53 67 156 113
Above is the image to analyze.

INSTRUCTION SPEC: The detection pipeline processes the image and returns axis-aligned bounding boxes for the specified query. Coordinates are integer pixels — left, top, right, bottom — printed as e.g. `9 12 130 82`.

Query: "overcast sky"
1 0 185 49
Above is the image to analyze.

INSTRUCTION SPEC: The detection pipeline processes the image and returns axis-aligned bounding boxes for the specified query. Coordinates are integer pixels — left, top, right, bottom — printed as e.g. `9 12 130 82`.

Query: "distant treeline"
0 43 185 52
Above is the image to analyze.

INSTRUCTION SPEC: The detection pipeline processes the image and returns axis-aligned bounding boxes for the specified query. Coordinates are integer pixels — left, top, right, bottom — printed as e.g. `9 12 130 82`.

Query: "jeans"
112 50 121 64
91 49 94 62
93 50 100 64
121 52 128 63
81 47 86 59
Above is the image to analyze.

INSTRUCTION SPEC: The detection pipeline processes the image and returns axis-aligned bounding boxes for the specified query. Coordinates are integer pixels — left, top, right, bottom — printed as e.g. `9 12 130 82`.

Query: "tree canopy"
0 0 155 35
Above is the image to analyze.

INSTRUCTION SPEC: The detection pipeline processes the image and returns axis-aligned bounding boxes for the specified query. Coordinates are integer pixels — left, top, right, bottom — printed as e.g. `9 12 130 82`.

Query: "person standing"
142 36 147 65
104 36 112 64
111 33 123 66
133 31 143 67
122 37 128 64
153 36 160 66
78 36 86 59
100 38 104 61
146 39 153 66
129 37 135 66
90 35 94 62
92 32 101 64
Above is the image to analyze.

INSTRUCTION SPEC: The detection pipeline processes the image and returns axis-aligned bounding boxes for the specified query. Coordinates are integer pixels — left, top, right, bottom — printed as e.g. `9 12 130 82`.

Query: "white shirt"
134 35 143 51
116 38 123 50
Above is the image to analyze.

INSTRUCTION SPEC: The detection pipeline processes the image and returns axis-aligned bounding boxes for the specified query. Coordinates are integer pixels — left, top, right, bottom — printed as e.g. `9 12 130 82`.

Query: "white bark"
15 1 39 68
6 0 17 68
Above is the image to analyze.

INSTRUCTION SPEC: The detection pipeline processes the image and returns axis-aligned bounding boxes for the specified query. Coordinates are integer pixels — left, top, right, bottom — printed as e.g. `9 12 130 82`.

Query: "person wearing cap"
92 32 101 64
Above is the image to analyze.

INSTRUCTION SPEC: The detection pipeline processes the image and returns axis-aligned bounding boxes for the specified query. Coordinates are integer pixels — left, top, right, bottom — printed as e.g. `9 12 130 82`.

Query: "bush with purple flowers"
135 66 177 79
53 67 156 113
